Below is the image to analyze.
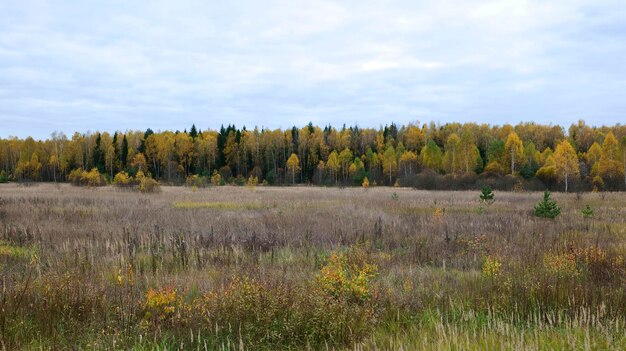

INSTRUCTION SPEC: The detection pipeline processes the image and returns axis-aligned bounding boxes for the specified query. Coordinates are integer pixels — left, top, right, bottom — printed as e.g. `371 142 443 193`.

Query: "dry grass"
0 183 624 350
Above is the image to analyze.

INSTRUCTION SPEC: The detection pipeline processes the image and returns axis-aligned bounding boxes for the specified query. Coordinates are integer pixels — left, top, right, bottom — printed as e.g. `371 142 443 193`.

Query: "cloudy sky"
1 0 625 139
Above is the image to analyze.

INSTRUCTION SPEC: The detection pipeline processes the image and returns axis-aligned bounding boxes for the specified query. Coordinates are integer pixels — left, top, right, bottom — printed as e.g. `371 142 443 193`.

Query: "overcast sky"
1 0 625 139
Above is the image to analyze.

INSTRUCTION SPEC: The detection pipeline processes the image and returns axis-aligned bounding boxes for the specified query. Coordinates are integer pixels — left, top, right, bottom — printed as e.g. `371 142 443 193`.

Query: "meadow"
0 183 624 350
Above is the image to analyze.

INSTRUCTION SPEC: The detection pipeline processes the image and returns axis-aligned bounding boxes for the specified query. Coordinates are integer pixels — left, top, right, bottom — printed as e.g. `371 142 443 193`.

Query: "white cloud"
0 0 625 138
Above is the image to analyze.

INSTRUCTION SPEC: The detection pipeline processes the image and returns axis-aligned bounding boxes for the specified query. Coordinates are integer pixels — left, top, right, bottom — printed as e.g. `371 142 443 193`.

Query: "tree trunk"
511 149 515 174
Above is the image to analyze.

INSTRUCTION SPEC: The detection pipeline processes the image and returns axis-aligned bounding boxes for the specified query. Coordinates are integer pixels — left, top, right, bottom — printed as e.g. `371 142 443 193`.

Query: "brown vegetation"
0 184 624 350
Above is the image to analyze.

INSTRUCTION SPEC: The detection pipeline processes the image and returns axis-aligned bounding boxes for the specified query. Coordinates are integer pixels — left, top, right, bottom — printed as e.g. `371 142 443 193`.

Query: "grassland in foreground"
0 183 624 350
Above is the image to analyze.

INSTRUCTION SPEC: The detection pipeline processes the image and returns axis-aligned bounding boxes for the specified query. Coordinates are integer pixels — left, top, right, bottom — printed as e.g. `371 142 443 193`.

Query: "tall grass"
0 183 624 350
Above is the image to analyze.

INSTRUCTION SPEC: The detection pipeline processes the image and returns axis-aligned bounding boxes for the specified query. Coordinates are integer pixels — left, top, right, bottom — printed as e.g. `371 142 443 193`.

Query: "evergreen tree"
92 133 105 173
121 135 129 169
534 191 561 219
479 185 495 204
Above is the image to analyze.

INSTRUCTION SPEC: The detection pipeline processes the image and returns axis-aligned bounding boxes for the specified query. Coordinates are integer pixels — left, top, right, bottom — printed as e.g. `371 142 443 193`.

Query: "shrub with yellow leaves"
482 255 502 278
112 171 131 187
317 248 378 303
543 251 579 278
144 286 178 324
432 207 445 223
246 176 258 188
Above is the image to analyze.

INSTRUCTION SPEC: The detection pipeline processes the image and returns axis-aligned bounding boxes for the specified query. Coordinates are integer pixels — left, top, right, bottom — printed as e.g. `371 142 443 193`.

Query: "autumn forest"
2 120 626 191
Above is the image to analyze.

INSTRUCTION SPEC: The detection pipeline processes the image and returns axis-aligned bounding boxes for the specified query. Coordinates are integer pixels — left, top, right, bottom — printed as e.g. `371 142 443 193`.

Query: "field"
0 184 625 350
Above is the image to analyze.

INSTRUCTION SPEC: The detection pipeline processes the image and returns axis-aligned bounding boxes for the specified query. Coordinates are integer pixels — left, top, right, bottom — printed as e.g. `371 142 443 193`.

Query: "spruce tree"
121 135 129 169
92 133 105 173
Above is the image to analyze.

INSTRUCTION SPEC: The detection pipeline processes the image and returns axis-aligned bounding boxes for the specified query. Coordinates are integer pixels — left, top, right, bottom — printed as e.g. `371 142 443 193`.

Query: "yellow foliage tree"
382 145 397 185
420 140 443 172
399 150 418 177
131 153 147 173
585 142 602 173
443 133 461 174
504 132 524 174
536 155 556 184
286 153 300 184
326 151 340 184
597 132 624 187
554 140 579 192
459 129 479 174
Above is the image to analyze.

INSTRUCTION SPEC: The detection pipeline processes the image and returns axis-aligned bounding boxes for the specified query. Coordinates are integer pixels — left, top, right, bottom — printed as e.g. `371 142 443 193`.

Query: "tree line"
1 120 625 191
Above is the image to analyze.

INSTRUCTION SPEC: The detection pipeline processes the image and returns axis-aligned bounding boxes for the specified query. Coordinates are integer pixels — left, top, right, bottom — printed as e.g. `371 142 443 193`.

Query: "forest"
1 120 626 191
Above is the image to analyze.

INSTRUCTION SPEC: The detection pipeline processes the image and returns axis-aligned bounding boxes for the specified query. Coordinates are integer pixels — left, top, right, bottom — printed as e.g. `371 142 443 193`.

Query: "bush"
143 286 178 325
68 168 104 187
0 170 8 183
317 248 378 303
582 204 594 218
210 170 222 186
246 176 258 188
534 191 560 219
265 169 277 185
68 168 84 185
83 168 105 187
137 173 161 193
234 175 246 186
483 161 505 177
185 175 207 188
112 171 131 187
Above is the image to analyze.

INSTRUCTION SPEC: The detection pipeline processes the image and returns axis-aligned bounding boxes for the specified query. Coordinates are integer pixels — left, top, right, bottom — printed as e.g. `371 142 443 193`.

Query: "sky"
1 0 626 140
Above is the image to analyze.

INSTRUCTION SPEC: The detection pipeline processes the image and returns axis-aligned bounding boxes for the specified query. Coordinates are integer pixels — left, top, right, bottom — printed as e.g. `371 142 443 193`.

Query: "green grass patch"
0 240 37 260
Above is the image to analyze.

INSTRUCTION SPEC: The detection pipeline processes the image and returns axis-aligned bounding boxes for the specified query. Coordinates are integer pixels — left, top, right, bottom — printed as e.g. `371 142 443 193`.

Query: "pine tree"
479 185 495 204
581 204 594 218
534 191 561 219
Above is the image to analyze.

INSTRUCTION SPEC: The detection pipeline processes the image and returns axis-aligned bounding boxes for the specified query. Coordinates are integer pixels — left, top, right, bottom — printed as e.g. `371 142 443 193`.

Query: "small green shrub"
479 185 494 204
0 170 8 183
534 191 560 219
582 204 594 218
